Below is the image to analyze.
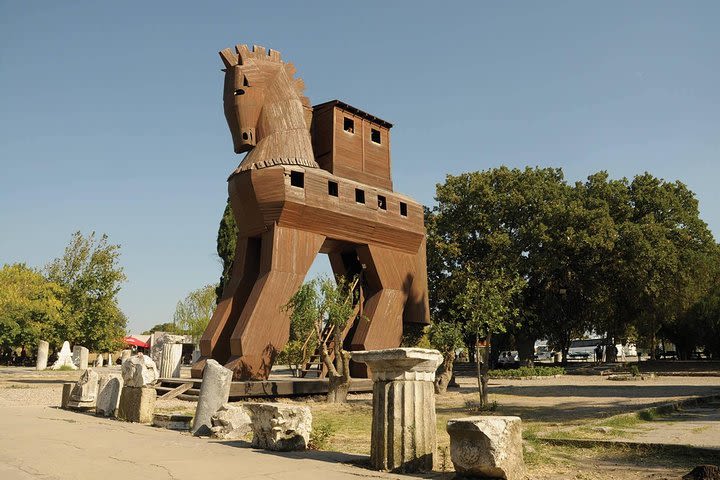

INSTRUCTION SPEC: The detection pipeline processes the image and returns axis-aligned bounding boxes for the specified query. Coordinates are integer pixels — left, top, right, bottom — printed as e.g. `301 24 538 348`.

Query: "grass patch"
308 421 335 450
598 414 642 429
488 366 565 378
57 365 76 371
308 402 372 454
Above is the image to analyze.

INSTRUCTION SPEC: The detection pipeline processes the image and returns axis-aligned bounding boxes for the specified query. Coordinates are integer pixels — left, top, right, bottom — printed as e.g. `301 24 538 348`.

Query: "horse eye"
234 89 245 96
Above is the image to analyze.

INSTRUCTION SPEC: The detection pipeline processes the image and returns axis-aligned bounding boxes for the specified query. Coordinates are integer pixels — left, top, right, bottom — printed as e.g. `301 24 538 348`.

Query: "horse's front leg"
224 224 324 380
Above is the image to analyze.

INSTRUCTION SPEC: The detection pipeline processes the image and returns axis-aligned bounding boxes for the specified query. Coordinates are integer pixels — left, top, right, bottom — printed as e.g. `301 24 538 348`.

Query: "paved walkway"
0 405 440 480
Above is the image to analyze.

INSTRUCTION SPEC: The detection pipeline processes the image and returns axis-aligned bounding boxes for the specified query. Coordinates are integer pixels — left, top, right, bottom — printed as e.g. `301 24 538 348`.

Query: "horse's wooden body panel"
191 44 430 381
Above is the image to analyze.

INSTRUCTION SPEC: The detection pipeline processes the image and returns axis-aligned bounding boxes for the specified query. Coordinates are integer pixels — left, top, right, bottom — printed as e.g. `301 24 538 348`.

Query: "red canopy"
123 336 150 348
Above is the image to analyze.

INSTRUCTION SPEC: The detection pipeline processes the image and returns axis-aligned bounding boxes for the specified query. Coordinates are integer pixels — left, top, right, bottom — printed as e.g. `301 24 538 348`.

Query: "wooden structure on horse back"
191 44 430 381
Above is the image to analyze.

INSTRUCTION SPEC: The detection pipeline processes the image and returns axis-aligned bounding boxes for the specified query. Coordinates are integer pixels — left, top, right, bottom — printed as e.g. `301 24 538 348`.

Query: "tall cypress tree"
216 199 237 303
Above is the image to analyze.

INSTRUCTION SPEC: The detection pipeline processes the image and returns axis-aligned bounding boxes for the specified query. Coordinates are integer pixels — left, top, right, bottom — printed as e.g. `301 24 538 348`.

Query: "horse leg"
225 225 325 380
348 244 418 377
191 236 261 378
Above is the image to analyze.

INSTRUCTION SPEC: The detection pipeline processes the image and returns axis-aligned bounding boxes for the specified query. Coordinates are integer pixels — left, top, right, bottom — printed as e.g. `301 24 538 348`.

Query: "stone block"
244 403 311 451
117 386 156 423
61 383 73 409
446 416 525 480
96 373 123 417
192 359 233 436
36 340 49 371
153 413 193 431
121 353 159 387
210 404 252 440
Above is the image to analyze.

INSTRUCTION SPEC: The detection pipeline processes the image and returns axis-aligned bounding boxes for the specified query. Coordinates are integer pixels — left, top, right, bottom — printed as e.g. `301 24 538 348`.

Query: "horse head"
220 44 314 169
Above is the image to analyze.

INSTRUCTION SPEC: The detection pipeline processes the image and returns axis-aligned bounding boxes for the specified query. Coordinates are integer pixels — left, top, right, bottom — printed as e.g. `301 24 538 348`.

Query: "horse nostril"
235 89 245 96
242 132 249 140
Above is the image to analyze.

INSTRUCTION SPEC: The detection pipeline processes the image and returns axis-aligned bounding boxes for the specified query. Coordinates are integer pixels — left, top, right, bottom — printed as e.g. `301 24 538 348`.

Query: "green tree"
427 320 464 394
142 322 180 335
454 272 523 407
216 199 237 303
0 264 64 352
173 284 218 342
46 232 127 352
284 276 357 403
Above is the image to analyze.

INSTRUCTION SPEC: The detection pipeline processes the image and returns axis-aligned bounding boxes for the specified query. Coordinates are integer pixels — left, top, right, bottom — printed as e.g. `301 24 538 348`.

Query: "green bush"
488 366 565 378
308 422 335 450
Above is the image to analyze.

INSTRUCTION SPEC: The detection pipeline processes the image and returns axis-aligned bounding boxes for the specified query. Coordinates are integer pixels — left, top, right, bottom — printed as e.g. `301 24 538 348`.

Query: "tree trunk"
476 334 491 408
434 351 456 394
326 343 350 403
516 331 535 367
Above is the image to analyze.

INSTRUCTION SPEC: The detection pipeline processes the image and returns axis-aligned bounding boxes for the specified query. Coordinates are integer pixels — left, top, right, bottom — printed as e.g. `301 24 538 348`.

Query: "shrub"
488 366 564 378
308 422 335 450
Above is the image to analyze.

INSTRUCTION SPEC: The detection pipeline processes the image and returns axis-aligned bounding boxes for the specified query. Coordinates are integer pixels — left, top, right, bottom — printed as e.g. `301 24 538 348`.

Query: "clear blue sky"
1 1 718 333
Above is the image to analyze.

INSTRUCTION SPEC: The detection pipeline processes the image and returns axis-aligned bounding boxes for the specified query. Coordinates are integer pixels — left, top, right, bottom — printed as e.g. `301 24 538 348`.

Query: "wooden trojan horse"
191 44 430 381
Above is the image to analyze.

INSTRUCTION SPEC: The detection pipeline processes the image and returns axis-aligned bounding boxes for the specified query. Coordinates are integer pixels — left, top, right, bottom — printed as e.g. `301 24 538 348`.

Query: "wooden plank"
158 382 194 400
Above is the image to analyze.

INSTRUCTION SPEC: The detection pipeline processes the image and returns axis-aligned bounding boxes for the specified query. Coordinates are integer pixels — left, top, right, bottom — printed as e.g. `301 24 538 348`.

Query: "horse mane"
219 44 310 107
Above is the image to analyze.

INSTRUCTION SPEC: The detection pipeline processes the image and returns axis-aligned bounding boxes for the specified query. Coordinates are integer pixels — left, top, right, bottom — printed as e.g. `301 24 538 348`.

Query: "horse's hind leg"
225 225 325 380
348 244 418 376
191 236 261 378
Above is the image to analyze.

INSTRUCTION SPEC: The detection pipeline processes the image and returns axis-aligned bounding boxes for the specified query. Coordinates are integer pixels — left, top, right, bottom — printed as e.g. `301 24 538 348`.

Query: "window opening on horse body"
290 171 304 188
355 188 365 204
400 202 408 217
328 181 339 197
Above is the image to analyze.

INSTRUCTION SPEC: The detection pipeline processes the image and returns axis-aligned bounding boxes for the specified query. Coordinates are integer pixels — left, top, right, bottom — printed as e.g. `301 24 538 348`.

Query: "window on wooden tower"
343 117 355 134
377 195 387 210
400 202 408 217
371 128 381 144
355 188 365 204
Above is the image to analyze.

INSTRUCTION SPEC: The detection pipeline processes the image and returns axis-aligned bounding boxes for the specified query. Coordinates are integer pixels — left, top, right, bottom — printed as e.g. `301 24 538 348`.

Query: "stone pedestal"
117 386 156 423
36 340 49 371
193 359 233 436
159 343 182 378
96 373 123 417
94 354 104 367
352 348 443 473
446 416 525 480
121 353 159 387
72 346 89 369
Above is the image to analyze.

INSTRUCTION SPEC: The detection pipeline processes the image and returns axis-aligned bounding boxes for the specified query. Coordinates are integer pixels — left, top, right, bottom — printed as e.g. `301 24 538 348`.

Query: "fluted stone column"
36 340 49 371
159 343 182 378
352 348 443 473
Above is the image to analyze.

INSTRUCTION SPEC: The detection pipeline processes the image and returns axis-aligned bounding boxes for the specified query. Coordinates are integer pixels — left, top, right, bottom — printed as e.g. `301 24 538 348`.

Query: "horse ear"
236 44 252 64
219 48 239 68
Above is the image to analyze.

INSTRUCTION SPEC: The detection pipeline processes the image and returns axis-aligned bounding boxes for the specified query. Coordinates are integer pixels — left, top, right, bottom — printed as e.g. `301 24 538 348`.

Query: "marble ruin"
210 404 253 440
51 341 77 370
36 340 49 371
244 403 312 451
193 359 233 436
96 373 123 417
446 416 525 480
159 343 182 378
67 368 99 409
352 348 443 472
121 353 159 387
